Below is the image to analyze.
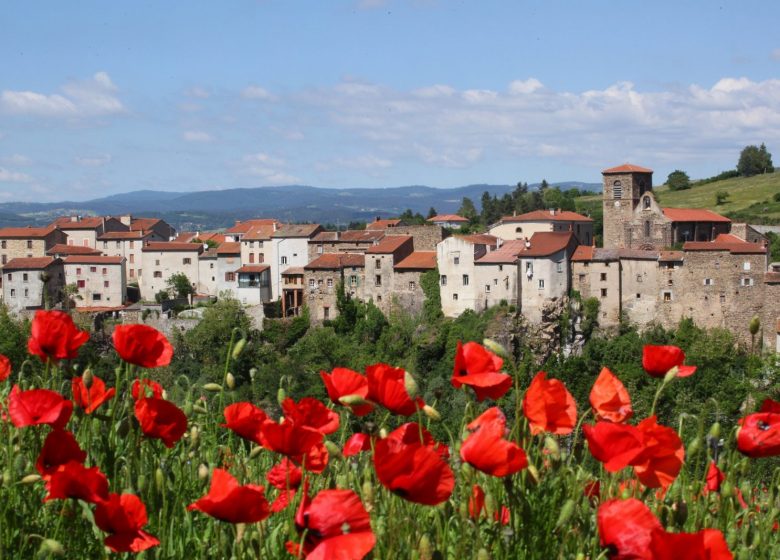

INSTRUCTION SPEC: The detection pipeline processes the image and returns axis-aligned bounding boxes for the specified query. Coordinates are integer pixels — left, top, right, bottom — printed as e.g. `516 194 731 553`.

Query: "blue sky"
1 0 780 201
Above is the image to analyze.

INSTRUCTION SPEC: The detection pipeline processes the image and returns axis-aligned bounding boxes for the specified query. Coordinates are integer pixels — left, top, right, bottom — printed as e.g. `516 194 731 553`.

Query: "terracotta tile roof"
98 231 150 240
519 232 577 257
458 234 499 246
272 224 322 238
571 245 595 262
311 230 386 243
52 216 107 230
225 219 278 235
243 224 278 241
305 253 365 270
366 219 401 230
393 251 437 270
366 236 413 254
142 242 204 253
0 226 58 238
63 256 124 265
3 257 59 270
47 244 102 256
683 239 767 254
428 214 468 222
199 248 218 259
129 217 161 231
714 233 747 244
281 266 305 275
216 242 241 255
236 265 270 274
602 163 654 174
74 306 127 313
175 231 227 244
662 208 731 223
658 251 684 262
476 240 527 264
499 209 593 223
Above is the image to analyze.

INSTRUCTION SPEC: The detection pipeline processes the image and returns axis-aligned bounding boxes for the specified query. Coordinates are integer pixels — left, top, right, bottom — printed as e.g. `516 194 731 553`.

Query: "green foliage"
767 231 780 261
715 190 730 205
696 169 740 185
420 268 443 324
155 290 170 303
426 206 437 219
166 272 194 299
192 237 219 249
398 208 427 225
0 306 29 373
738 143 774 177
666 169 691 191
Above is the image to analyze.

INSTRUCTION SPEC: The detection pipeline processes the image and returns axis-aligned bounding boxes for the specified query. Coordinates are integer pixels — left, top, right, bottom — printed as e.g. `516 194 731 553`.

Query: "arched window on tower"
644 196 651 209
644 220 651 238
613 180 622 199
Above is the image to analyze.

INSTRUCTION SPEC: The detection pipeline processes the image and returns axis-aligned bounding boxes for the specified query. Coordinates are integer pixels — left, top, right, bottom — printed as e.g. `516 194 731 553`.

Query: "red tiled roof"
305 253 365 270
281 266 305 275
243 224 278 241
142 242 204 253
236 265 270 274
273 224 323 238
0 226 58 239
571 245 595 262
520 232 576 257
225 219 278 235
658 251 684 262
683 239 767 254
52 216 108 230
714 233 746 244
366 219 401 230
98 231 150 240
3 257 59 270
499 209 593 223
366 236 413 254
394 251 436 270
428 214 468 222
310 230 386 243
63 255 124 265
47 244 102 256
74 306 127 313
175 231 227 244
216 242 241 255
129 217 161 231
476 240 527 264
662 208 731 223
602 163 654 174
458 234 499 246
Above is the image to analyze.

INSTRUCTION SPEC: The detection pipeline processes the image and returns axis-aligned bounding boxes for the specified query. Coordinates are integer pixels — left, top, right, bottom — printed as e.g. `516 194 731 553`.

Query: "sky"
1 0 780 202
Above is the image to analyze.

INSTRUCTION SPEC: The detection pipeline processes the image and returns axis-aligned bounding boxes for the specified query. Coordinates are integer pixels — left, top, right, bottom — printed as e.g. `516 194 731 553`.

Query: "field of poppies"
1 310 779 559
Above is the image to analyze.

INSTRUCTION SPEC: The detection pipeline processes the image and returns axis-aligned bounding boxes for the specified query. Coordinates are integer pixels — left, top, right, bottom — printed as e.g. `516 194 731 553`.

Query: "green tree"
715 190 730 205
193 237 219 249
457 197 478 221
426 207 438 219
166 272 194 299
666 170 691 191
737 143 774 177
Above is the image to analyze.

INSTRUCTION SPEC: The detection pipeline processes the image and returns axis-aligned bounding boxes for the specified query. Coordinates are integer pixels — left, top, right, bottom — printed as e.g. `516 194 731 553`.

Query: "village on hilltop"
2 164 779 351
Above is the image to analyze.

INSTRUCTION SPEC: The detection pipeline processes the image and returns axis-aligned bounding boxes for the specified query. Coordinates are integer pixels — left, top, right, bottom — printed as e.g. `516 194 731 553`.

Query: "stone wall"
602 171 652 249
386 225 447 251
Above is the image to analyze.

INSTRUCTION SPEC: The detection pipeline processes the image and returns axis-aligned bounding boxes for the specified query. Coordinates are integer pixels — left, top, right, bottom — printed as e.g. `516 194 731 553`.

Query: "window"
515 227 522 234
102 267 107 275
1 255 5 265
601 288 608 297
636 274 642 283
183 258 191 265
613 180 623 199
494 278 498 285
350 275 358 285
6 273 10 281
129 241 134 249
77 280 85 288
323 306 330 320
103 241 108 249
454 256 460 265
249 241 255 248
636 293 641 299
209 263 214 269
154 271 162 278
375 259 381 269
10 289 15 297
578 273 585 283
538 279 545 289
600 273 607 281
556 262 563 273
703 278 714 286
462 274 469 286
526 262 533 272
644 196 651 209
668 278 673 286
498 265 503 271
281 256 288 265
26 240 33 249
318 279 323 286
259 254 264 263
115 241 120 248
663 291 672 302
743 262 751 271
104 280 110 288
441 275 447 286
249 253 255 264
375 275 381 287
155 260 160 266
409 281 416 290
644 221 651 237
317 245 323 254
22 273 28 283
327 278 334 288
225 272 235 282
24 289 28 297
83 240 89 247
485 284 491 293
68 239 74 246
0 241 4 249
92 294 102 301
720 293 726 304
90 266 97 273
129 254 134 264
309 279 315 288
129 269 135 278
742 278 754 287
452 293 458 301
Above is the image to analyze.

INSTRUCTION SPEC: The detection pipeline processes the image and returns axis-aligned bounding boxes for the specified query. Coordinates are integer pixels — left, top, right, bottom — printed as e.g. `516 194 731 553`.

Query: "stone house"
386 224 448 251
365 218 401 230
304 253 365 323
235 265 272 305
0 226 67 266
308 230 386 260
363 236 414 314
489 209 594 245
473 240 525 311
427 214 469 229
2 257 64 313
240 223 277 267
281 267 305 317
98 230 162 282
437 234 498 317
52 216 128 248
197 248 218 297
63 255 127 309
391 251 437 315
270 224 323 301
215 242 243 298
139 242 203 302
118 216 176 241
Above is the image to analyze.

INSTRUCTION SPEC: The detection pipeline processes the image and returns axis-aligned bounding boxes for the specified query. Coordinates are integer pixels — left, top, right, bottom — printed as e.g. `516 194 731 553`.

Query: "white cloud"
508 78 543 95
185 87 210 99
316 155 392 172
1 72 124 118
238 152 299 184
183 130 213 142
242 85 275 101
1 154 32 166
412 84 456 98
74 154 112 167
0 167 33 183
771 48 780 61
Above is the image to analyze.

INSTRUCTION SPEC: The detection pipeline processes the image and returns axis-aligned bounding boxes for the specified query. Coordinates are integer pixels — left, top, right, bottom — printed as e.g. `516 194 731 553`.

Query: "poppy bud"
82 369 93 389
335 474 348 488
526 464 540 485
737 457 750 476
203 383 222 392
226 372 236 390
37 538 64 557
193 404 208 414
544 436 561 461
155 468 165 492
14 455 27 474
721 480 734 498
423 405 441 421
749 316 760 336
198 464 209 480
231 338 246 360
735 551 748 560
183 401 193 416
674 500 688 525
277 387 286 406
555 499 575 530
687 436 701 457
460 462 473 477
190 426 200 448
20 474 41 484
339 394 369 406
418 535 432 560
162 389 168 400
404 371 418 398
477 549 491 560
379 428 388 439
250 446 263 459
482 338 509 359
663 366 679 384
137 474 146 492
249 368 257 380
324 440 342 459
708 422 721 440
750 530 760 549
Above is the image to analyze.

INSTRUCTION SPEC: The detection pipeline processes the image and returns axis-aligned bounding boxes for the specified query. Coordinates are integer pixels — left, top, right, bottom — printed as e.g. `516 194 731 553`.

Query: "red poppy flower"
112 324 173 368
382 422 449 459
469 484 486 519
373 422 454 505
633 416 685 489
7 385 72 429
589 367 633 423
319 367 374 416
451 341 512 401
737 410 780 458
221 402 266 445
460 407 527 477
760 398 780 413
188 468 270 523
72 374 115 414
36 429 86 478
259 418 323 458
583 421 646 472
282 397 339 435
267 459 303 512
95 493 160 553
287 487 375 560
584 480 601 503
495 506 511 526
0 354 11 381
134 397 187 448
597 498 662 560
642 345 696 378
27 310 89 363
343 433 374 457
297 441 329 474
44 461 109 504
522 372 577 435
366 363 424 416
131 378 164 400
705 461 725 493
649 528 732 559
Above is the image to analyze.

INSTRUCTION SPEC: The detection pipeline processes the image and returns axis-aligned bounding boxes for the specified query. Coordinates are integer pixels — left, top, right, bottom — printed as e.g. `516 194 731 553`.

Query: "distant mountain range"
0 181 600 231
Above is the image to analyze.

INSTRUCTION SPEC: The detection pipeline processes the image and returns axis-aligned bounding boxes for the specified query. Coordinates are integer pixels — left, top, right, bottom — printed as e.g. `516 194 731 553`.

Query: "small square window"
538 279 545 289
601 288 608 297
663 291 672 302
327 278 333 288
600 273 607 281
743 262 751 271
462 274 469 286
409 281 415 290
440 275 447 286
454 256 460 265
452 293 458 301
485 284 491 293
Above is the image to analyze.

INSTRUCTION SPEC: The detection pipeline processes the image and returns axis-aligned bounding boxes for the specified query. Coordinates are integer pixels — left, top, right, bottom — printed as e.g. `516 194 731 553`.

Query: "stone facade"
304 254 365 323
0 227 67 267
602 166 654 249
197 250 218 296
63 256 127 308
438 235 497 317
2 257 64 313
489 210 594 245
98 231 162 282
363 237 414 315
386 225 447 251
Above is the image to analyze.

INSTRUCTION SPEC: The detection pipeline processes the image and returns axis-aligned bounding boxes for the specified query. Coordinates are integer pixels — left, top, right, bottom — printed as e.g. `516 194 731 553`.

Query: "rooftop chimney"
549 208 556 216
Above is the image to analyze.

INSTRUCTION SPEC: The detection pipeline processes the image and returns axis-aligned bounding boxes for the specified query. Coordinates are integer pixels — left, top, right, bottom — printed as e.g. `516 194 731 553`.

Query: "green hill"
576 171 780 225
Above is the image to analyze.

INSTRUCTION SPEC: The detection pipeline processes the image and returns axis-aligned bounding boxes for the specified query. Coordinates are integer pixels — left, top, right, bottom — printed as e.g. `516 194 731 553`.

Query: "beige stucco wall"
474 262 518 311
438 237 486 317
518 250 569 323
197 256 218 296
2 264 63 313
140 250 200 301
64 262 126 308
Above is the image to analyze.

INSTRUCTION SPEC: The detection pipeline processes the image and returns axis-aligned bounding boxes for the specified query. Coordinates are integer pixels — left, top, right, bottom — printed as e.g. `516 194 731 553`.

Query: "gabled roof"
310 230 386 243
428 214 468 223
243 224 278 241
272 224 323 238
129 217 163 232
683 238 767 254
175 231 227 244
47 244 102 256
63 256 124 265
457 234 499 246
281 266 305 275
142 242 204 253
215 242 241 255
394 251 437 271
602 163 654 174
236 265 270 274
662 208 731 223
519 232 576 257
3 257 60 271
0 226 58 239
366 219 401 230
571 245 595 262
366 236 413 254
98 231 151 240
476 240 527 264
52 216 112 230
305 253 365 270
225 219 278 235
498 209 593 223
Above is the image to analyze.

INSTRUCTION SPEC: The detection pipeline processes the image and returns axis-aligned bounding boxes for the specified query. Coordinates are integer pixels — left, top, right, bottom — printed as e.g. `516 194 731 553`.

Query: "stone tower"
601 163 654 249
